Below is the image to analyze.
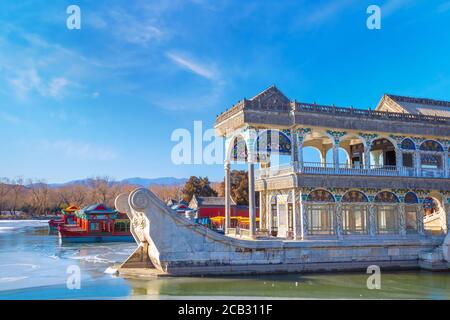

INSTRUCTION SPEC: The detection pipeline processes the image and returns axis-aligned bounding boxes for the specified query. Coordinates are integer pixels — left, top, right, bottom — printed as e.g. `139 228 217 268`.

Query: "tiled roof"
195 196 236 207
387 94 450 108
378 94 450 117
83 203 117 214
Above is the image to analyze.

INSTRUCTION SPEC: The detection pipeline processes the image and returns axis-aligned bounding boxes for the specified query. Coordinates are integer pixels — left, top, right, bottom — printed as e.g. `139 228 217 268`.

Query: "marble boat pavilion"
214 86 450 241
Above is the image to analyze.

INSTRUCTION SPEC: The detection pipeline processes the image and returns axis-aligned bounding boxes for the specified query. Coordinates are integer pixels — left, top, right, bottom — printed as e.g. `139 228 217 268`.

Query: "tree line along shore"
0 171 249 220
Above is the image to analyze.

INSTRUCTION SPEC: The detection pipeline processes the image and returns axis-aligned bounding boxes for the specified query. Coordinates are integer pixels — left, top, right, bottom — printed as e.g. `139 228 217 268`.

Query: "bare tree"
28 179 50 216
0 178 11 213
88 176 115 204
8 178 24 216
57 185 88 208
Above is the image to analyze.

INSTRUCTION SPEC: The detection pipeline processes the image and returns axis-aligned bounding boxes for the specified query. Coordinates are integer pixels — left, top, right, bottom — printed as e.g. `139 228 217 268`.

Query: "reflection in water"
123 272 450 299
0 221 449 299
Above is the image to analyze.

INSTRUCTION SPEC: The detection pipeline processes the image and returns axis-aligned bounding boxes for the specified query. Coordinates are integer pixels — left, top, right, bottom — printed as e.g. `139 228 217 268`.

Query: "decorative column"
415 149 421 177
359 133 378 170
292 188 299 239
224 161 231 233
412 137 424 177
440 202 449 235
298 140 304 171
266 193 272 234
333 144 339 172
396 152 403 170
416 203 425 236
248 162 256 238
259 190 265 231
445 203 450 234
390 135 405 170
335 202 343 239
299 194 308 240
368 203 377 237
327 130 346 172
444 149 449 178
399 203 406 236
290 129 298 170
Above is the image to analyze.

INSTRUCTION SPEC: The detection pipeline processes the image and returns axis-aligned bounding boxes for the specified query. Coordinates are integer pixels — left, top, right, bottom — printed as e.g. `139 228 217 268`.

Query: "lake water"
0 220 449 300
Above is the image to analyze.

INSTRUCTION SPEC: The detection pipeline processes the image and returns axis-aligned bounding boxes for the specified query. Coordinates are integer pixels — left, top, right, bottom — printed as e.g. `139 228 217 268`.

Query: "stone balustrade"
255 162 449 179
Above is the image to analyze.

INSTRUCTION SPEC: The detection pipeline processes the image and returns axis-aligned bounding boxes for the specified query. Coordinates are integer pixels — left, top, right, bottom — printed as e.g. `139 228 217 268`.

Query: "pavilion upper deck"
217 86 450 191
214 86 450 138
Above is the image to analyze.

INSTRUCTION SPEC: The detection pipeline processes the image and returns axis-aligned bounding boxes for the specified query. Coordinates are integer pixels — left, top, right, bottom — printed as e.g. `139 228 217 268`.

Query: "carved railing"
216 97 450 126
294 102 450 124
256 164 295 179
255 162 449 179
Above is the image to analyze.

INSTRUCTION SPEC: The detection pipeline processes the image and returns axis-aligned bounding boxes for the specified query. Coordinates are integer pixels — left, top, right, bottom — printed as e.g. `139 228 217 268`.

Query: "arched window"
422 196 444 235
341 191 368 235
404 192 419 204
231 136 247 162
374 191 399 203
370 138 397 168
423 197 439 216
420 140 443 152
256 130 292 155
401 139 415 168
306 189 335 202
342 190 368 203
305 190 335 235
374 191 400 234
419 140 443 170
401 138 416 150
404 192 418 234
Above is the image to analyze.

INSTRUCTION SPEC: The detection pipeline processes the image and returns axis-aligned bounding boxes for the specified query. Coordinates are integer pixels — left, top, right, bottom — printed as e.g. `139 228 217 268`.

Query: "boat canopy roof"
76 203 118 219
64 205 80 212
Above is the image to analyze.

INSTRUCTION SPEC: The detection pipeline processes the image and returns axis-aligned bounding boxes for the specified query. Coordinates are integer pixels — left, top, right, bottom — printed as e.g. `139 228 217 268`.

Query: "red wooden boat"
48 205 80 232
58 203 133 243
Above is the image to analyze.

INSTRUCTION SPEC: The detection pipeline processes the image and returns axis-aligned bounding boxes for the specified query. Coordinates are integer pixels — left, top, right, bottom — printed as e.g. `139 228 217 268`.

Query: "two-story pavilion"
214 85 450 241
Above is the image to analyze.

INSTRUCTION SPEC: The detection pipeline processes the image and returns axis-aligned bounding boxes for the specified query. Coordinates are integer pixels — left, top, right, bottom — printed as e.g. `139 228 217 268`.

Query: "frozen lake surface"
0 220 449 299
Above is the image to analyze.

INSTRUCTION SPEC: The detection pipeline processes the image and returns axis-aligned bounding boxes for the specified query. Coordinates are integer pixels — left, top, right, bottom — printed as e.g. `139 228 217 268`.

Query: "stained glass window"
256 130 292 155
306 189 335 202
374 191 399 203
419 140 443 152
404 192 419 204
341 191 368 203
401 138 416 150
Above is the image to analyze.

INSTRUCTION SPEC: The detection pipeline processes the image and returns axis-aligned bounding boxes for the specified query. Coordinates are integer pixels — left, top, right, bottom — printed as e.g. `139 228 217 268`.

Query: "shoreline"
0 217 58 221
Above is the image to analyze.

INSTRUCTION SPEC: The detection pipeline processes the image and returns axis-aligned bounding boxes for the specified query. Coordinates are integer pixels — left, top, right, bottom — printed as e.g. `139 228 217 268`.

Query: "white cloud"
8 68 70 99
166 52 217 80
0 111 20 124
47 78 70 98
40 139 117 161
106 9 165 46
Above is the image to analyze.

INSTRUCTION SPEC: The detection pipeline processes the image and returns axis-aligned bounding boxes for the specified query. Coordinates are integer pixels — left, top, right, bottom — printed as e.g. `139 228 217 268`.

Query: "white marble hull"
115 188 449 276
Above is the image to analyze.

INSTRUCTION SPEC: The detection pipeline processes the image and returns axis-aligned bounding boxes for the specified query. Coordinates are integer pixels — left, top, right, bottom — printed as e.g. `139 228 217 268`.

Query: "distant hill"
120 177 188 187
47 177 188 188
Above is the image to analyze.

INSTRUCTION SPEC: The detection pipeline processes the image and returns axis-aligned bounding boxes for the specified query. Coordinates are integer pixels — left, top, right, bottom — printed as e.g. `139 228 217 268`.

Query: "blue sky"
0 0 450 183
